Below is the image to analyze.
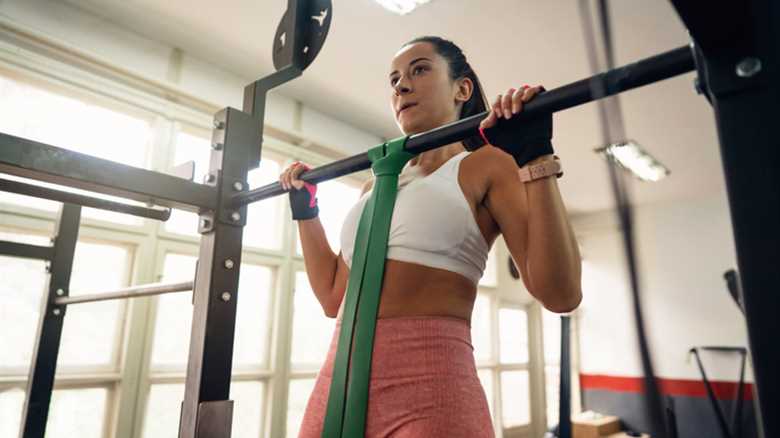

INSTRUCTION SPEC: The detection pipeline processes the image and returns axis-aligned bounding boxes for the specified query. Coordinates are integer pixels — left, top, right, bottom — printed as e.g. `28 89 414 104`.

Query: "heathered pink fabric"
297 316 495 438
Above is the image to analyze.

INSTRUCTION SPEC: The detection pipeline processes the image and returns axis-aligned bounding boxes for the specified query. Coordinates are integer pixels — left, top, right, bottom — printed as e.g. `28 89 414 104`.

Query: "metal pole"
669 1 779 435
53 281 193 306
20 204 81 438
559 316 572 438
0 241 53 261
0 178 171 221
231 45 695 208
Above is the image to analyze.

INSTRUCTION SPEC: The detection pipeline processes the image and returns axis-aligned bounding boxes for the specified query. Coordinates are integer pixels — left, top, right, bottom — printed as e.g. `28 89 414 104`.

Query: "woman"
280 36 582 437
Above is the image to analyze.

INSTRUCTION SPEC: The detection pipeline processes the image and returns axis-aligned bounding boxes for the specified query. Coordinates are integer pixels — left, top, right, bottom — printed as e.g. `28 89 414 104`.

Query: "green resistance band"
321 136 414 438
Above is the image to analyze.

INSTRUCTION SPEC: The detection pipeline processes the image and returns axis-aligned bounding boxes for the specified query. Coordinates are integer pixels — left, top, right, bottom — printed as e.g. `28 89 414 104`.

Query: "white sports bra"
339 150 490 284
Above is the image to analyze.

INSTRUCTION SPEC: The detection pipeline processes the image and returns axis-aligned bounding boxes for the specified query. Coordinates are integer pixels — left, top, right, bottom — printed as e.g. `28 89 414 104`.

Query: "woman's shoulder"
463 145 518 183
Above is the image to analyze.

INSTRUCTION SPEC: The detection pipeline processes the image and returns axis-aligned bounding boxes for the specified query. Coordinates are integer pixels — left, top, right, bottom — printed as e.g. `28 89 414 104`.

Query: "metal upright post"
20 204 81 438
670 1 779 436
178 108 260 438
559 316 572 438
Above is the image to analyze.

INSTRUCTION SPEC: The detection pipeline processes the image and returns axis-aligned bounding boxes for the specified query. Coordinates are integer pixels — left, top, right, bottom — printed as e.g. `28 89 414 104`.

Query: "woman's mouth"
397 102 418 116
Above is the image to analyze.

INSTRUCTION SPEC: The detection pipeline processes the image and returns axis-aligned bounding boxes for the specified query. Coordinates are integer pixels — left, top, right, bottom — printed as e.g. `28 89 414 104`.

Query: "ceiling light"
374 0 431 15
596 140 670 182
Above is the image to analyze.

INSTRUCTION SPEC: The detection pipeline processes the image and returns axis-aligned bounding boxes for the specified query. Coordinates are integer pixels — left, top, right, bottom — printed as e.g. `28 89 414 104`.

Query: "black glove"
481 89 554 167
287 162 319 220
289 182 319 220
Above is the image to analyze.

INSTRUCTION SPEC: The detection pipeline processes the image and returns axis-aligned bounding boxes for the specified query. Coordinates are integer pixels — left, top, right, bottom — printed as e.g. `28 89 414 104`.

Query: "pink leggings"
297 316 495 438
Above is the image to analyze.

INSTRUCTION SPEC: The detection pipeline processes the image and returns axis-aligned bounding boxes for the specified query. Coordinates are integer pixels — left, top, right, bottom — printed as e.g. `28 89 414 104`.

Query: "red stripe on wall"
580 374 754 400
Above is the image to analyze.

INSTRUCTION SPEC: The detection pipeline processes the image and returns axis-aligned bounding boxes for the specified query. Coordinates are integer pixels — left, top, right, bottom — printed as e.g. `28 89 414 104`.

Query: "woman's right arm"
295 175 374 318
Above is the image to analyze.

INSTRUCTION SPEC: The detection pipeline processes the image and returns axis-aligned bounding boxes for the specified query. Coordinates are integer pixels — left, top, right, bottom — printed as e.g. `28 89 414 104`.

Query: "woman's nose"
394 78 411 95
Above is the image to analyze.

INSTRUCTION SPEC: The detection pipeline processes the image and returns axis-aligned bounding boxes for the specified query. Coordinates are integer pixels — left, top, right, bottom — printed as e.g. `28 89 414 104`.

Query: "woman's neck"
406 142 466 174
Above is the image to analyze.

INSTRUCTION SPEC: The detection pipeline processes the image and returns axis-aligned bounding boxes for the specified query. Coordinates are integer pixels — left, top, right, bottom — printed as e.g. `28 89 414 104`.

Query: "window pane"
498 308 528 364
0 74 151 224
0 388 24 437
166 131 282 249
150 254 195 368
296 180 360 255
287 378 316 438
142 381 264 438
500 370 530 427
47 387 108 438
142 384 182 438
545 365 561 428
231 381 265 438
477 368 494 418
479 245 498 287
0 253 47 371
245 159 282 249
471 293 492 362
59 242 130 369
542 310 562 365
290 272 336 368
233 264 274 370
0 235 130 372
151 254 274 370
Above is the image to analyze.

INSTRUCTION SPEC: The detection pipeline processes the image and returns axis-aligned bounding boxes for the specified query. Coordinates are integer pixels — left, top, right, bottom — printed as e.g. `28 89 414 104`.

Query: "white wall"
0 0 383 156
573 191 753 382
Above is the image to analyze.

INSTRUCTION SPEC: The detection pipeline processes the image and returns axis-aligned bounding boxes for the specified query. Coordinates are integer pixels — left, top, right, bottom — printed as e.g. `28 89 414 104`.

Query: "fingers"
279 161 310 191
501 88 514 119
479 84 545 129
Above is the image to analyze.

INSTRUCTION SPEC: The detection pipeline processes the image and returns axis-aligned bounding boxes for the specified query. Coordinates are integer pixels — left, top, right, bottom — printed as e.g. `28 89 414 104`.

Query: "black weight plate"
273 0 332 71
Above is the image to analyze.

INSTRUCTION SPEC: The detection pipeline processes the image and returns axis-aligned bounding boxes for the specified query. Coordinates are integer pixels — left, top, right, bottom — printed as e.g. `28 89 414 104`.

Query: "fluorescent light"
374 0 431 15
597 140 670 182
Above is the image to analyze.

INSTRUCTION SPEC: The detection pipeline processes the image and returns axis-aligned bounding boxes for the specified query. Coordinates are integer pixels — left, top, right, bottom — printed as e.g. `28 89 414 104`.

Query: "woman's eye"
413 65 427 74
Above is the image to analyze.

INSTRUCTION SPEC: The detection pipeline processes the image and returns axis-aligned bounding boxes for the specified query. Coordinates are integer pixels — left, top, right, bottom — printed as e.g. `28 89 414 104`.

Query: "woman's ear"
454 76 474 104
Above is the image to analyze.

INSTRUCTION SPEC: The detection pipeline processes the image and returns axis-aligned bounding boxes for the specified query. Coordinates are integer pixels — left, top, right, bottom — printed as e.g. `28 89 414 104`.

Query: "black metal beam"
0 133 217 212
0 240 53 261
669 1 779 437
20 204 81 438
0 178 171 221
231 45 695 208
179 108 260 438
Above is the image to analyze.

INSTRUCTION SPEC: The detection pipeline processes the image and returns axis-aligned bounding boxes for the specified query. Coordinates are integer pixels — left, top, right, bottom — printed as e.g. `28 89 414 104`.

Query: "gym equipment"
0 0 776 436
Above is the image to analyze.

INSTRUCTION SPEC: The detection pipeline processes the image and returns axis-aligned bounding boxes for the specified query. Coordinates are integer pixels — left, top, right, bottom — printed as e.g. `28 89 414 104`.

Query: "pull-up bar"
53 280 193 306
230 44 695 208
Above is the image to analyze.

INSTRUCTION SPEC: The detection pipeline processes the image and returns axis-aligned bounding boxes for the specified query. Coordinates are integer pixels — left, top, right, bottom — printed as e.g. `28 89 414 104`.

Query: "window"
0 228 131 438
0 74 153 225
142 381 265 438
0 231 131 374
498 307 531 428
144 251 272 437
287 379 317 438
149 253 274 370
290 271 336 370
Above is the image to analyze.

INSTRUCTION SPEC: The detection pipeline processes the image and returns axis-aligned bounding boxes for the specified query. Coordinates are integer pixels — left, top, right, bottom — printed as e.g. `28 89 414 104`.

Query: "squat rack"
0 0 776 437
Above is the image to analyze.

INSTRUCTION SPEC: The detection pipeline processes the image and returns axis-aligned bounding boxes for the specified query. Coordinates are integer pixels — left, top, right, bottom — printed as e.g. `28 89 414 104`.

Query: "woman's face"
389 42 472 135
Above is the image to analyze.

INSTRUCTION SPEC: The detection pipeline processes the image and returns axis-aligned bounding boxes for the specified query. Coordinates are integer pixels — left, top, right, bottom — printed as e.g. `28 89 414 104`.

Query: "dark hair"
403 36 488 150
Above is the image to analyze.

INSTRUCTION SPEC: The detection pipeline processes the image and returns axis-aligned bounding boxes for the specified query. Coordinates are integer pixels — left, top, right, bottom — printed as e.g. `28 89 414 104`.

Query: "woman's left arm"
480 85 582 313
483 149 582 313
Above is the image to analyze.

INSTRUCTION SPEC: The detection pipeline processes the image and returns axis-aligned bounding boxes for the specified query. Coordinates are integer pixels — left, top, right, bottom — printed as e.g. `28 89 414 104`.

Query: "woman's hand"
280 161 319 220
479 85 545 130
478 84 554 168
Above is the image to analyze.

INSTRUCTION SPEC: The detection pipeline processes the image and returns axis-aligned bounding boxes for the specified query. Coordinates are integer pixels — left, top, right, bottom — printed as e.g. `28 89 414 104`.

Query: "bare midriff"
337 258 478 325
